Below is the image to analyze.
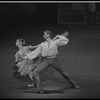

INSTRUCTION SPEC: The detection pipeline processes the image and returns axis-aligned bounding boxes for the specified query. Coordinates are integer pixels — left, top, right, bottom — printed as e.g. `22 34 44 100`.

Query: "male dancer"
24 30 79 93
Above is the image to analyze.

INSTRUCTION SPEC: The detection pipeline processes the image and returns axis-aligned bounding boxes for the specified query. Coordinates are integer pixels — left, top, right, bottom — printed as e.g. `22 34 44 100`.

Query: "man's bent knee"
32 71 39 77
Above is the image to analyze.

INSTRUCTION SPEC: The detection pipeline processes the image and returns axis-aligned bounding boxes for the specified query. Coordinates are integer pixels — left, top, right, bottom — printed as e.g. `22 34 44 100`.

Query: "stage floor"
1 75 100 99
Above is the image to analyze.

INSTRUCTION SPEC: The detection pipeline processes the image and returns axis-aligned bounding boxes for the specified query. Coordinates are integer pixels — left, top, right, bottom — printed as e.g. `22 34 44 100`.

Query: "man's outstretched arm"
24 45 41 60
53 31 69 46
53 31 69 40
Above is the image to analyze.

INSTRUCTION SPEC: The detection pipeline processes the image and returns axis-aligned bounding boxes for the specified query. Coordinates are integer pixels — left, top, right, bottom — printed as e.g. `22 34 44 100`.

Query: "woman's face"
16 40 22 47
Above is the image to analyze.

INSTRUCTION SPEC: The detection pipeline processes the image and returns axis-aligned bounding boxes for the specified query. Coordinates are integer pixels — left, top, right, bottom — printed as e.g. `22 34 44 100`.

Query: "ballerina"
14 38 41 87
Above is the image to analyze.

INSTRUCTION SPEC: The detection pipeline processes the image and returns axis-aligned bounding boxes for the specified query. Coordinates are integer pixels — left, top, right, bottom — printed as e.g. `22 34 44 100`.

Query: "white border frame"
0 1 98 3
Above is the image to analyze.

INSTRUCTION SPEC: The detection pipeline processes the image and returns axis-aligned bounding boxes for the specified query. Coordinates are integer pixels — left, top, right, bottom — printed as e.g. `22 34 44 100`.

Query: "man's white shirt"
26 35 69 59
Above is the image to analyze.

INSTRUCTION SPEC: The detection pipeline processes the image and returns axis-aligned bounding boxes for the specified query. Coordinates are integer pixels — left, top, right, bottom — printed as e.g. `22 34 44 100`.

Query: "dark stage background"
0 3 100 98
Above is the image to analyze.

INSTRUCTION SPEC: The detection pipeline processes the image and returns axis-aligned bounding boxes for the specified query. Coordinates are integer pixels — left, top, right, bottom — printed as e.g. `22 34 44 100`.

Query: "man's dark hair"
18 38 25 45
44 30 53 38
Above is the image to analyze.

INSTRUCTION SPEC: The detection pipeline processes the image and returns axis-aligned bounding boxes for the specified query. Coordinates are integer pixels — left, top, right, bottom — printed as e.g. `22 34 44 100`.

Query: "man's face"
16 40 22 47
43 32 50 39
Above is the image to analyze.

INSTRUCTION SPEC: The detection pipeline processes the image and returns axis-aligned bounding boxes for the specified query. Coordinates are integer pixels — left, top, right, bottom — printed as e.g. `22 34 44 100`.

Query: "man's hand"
31 44 40 48
61 31 69 37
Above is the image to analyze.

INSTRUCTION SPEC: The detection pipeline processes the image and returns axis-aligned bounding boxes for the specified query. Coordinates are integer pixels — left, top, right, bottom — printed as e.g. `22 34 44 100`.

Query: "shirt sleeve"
26 45 41 60
54 35 69 46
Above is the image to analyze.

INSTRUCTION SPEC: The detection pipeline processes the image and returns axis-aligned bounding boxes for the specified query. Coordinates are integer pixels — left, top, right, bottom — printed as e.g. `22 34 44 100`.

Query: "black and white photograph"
0 1 100 99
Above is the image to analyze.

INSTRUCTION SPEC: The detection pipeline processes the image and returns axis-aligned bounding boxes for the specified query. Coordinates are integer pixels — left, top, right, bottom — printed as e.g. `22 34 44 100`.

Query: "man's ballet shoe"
71 84 79 89
28 83 36 88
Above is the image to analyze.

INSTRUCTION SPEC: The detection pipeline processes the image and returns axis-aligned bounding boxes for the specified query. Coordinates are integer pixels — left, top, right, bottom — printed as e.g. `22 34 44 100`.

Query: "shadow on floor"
10 86 67 94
